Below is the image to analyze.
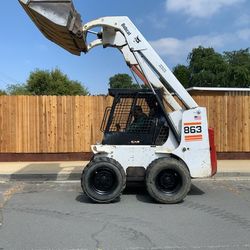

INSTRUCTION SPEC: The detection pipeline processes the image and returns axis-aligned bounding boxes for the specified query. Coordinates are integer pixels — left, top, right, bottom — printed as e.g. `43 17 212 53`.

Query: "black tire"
146 157 191 204
81 157 126 203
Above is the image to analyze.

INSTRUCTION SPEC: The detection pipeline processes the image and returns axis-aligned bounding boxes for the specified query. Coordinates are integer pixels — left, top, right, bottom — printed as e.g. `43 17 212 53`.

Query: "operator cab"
101 89 169 146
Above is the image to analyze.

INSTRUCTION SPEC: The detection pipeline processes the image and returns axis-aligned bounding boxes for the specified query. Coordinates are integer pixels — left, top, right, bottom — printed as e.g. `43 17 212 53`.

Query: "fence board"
0 93 249 153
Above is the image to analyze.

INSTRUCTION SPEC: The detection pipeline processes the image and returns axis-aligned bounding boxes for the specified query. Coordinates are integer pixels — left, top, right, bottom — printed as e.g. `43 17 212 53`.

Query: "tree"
172 65 191 88
173 46 250 88
7 84 31 95
187 46 228 87
26 69 89 95
109 74 140 89
7 69 89 96
224 48 250 87
224 48 250 68
0 90 7 95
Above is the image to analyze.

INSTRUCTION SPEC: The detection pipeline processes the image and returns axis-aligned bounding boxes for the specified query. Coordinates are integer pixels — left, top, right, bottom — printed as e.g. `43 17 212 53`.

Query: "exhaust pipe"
19 0 87 55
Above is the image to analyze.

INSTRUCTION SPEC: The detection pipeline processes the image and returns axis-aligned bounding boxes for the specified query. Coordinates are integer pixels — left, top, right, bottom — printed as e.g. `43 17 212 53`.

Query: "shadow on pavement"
125 182 156 204
189 184 205 196
75 193 95 204
124 181 146 195
10 163 61 181
8 163 83 181
75 193 121 204
75 182 205 204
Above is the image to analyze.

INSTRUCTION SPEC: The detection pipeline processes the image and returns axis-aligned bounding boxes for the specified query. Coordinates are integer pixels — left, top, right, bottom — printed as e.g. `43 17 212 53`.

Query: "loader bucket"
19 0 87 55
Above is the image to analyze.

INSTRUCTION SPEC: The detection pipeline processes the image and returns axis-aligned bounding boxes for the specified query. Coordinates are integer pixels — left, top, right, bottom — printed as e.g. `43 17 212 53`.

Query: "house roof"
187 87 250 92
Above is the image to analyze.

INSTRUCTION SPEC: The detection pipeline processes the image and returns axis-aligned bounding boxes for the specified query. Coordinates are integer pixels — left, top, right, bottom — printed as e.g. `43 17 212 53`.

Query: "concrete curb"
215 172 250 177
0 192 3 206
0 173 82 182
1 172 250 182
0 160 249 182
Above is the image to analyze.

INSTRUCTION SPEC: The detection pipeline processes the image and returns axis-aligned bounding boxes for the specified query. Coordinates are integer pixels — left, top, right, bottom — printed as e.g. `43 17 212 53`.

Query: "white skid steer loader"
19 0 217 204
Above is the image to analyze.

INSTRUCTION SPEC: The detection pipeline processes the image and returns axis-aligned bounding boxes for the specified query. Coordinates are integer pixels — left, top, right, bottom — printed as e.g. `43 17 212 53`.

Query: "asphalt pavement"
0 180 250 249
0 160 249 249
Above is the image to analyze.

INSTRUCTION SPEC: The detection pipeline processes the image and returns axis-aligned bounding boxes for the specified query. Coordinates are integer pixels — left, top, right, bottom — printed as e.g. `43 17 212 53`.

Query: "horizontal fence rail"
0 92 249 154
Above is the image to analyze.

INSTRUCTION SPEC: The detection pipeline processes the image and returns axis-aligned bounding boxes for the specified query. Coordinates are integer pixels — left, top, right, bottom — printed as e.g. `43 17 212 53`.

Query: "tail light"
208 128 217 176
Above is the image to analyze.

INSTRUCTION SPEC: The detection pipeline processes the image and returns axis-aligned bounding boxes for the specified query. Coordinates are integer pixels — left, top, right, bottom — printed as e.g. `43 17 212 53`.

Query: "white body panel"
172 107 212 177
92 107 212 178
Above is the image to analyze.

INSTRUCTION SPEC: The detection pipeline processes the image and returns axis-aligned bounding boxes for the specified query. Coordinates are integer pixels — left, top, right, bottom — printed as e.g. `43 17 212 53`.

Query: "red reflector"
208 128 217 176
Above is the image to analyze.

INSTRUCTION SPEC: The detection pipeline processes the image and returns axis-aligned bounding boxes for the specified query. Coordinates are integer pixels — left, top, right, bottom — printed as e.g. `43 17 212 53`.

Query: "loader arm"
19 0 200 140
82 17 198 110
19 1 197 110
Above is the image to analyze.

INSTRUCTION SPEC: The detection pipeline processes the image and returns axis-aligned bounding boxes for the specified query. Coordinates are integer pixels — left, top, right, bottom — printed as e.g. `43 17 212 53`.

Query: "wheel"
81 157 126 203
146 157 191 204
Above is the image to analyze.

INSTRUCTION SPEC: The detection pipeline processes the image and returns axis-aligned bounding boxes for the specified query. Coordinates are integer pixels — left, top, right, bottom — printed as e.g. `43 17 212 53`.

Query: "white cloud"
166 0 245 18
235 14 250 27
150 30 248 65
237 29 250 40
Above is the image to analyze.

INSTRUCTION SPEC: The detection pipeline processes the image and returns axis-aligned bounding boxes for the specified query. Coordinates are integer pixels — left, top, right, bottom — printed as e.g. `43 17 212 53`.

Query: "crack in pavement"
7 206 156 248
0 184 24 227
90 220 156 250
91 222 109 249
115 224 156 248
1 184 24 205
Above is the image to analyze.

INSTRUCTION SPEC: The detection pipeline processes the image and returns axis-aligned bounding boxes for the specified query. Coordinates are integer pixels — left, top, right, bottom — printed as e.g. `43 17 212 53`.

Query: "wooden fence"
192 91 250 153
0 92 249 154
0 96 112 153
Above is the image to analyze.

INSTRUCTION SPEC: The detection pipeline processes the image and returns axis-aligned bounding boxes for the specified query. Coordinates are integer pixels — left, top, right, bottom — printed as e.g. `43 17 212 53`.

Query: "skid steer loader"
19 0 217 204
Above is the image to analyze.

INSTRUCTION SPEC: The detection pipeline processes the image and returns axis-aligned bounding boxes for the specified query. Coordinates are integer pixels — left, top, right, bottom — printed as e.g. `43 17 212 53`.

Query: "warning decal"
184 122 203 142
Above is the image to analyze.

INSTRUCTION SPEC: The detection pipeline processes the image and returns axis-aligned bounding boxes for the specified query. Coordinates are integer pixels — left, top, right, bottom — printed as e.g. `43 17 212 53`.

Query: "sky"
0 0 249 94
